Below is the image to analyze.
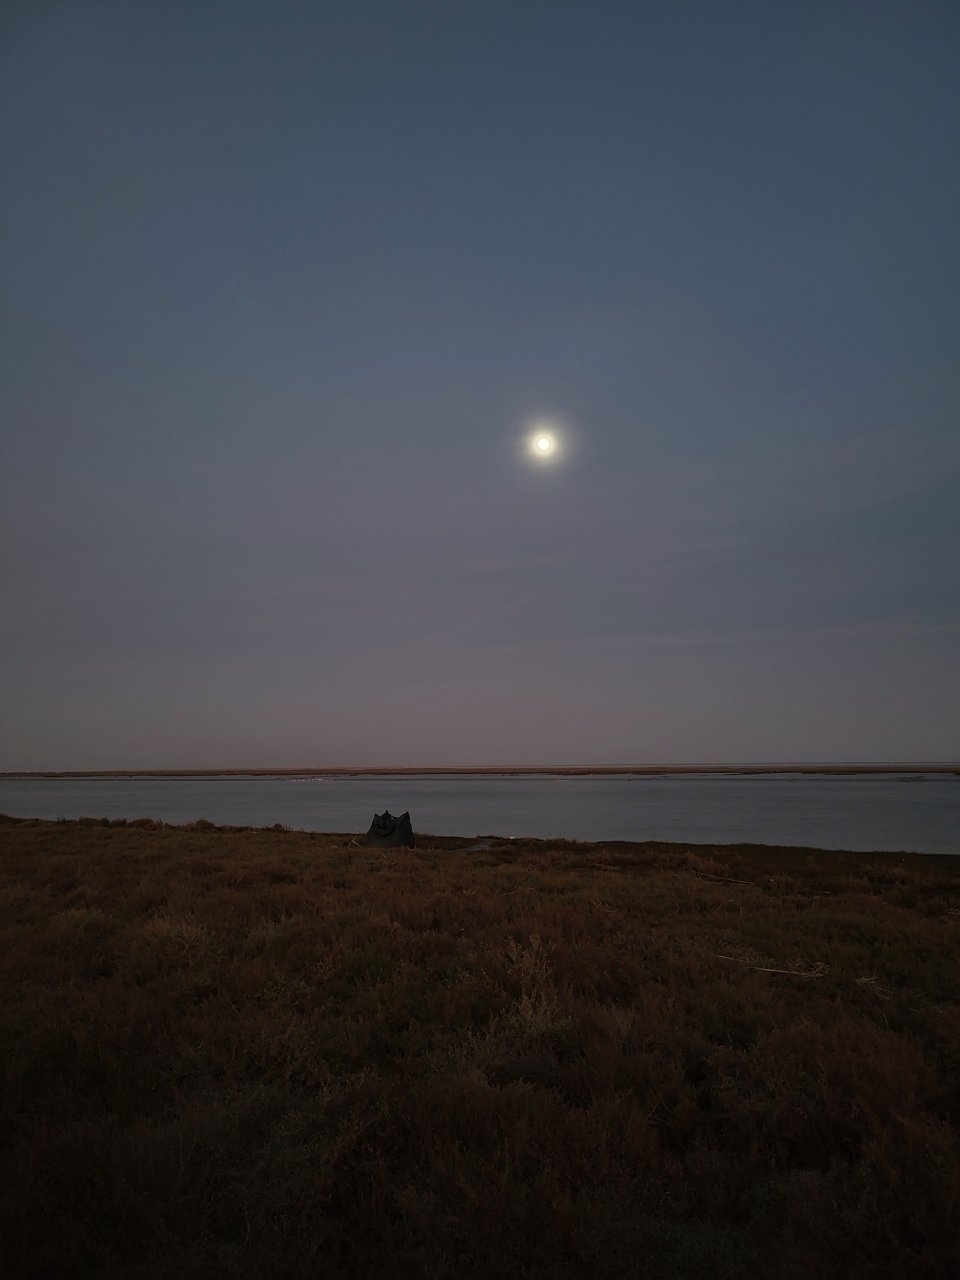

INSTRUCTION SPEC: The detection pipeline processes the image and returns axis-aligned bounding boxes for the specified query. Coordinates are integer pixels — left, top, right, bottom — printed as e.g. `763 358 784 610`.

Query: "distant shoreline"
3 764 959 779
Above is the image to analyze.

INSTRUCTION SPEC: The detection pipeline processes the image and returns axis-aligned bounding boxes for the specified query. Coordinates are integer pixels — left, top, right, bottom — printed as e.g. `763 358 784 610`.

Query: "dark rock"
361 809 414 847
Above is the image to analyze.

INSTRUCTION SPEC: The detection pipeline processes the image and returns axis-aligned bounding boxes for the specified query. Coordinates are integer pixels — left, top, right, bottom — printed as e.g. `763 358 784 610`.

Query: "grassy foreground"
1 817 958 1279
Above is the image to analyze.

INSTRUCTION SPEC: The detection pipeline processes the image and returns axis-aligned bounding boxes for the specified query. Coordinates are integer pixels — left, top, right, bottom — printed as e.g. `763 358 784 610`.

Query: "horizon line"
3 760 959 778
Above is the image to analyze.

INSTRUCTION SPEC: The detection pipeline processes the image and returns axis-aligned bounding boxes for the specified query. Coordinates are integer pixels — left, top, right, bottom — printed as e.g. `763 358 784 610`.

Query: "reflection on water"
1 773 958 853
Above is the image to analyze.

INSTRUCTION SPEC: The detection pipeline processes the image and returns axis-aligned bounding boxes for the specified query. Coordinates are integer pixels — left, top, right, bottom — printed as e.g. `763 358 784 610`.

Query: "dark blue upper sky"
2 0 958 767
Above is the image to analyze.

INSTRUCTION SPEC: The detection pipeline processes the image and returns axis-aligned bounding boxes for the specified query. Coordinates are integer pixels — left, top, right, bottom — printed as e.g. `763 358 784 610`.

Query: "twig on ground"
694 871 755 886
714 955 829 978
690 869 832 895
856 976 894 1000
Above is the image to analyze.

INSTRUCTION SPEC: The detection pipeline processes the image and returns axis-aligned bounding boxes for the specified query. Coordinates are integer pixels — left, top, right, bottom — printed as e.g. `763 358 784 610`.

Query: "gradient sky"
2 0 959 769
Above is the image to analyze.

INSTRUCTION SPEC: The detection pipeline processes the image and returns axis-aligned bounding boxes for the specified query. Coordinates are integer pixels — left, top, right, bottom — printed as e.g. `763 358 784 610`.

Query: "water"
1 772 958 853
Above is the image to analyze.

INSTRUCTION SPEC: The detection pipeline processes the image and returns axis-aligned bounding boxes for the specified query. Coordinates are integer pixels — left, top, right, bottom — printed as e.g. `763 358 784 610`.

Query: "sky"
1 0 958 769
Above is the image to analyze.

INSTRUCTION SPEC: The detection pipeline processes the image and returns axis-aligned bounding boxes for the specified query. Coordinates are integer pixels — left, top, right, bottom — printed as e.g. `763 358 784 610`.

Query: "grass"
1 814 958 1278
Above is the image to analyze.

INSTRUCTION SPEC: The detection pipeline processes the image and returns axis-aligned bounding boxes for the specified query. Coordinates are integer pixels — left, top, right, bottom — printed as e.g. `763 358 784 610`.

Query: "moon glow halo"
525 424 563 463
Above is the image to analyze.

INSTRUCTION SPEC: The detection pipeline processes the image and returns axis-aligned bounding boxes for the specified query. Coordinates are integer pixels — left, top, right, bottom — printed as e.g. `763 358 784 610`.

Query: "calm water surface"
1 774 958 853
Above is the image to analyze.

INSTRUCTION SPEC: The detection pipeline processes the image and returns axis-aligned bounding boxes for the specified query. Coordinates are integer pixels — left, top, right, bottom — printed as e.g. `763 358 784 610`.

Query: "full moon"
525 422 564 462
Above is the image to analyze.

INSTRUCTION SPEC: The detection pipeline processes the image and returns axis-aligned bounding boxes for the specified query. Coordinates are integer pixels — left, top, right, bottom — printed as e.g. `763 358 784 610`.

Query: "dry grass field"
1 815 958 1278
